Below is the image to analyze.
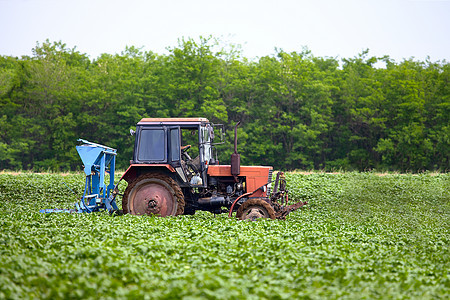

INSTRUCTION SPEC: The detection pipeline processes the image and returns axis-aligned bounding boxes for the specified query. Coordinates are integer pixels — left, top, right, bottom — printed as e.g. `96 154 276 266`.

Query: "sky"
0 0 449 62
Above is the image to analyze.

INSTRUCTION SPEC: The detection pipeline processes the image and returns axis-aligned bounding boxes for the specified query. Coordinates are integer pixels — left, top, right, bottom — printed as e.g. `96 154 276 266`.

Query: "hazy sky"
1 0 449 61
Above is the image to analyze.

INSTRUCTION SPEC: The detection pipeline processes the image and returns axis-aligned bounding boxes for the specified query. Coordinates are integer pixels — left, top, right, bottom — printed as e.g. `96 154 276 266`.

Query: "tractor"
40 118 306 219
117 118 306 220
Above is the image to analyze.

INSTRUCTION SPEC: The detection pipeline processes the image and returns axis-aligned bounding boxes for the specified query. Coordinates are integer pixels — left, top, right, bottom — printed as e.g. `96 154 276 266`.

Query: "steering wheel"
181 144 191 153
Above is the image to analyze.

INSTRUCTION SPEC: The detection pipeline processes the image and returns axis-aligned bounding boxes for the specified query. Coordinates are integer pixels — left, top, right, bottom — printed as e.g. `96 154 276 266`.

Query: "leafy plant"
0 172 448 299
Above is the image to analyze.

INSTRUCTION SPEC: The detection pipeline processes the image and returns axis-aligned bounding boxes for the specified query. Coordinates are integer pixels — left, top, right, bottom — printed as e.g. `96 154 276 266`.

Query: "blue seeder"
40 139 119 213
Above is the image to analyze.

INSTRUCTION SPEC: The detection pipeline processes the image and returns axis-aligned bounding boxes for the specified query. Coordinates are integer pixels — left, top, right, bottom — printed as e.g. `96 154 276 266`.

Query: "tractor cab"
126 118 219 188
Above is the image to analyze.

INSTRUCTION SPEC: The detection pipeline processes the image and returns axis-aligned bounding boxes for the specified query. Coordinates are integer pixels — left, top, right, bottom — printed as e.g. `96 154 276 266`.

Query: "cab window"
138 129 166 161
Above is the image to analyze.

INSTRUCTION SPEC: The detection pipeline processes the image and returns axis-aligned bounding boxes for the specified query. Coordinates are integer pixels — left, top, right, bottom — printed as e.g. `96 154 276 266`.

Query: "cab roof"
137 118 210 125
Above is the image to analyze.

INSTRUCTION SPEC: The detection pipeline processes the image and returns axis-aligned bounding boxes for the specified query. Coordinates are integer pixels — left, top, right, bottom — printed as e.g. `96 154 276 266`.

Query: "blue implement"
40 139 120 214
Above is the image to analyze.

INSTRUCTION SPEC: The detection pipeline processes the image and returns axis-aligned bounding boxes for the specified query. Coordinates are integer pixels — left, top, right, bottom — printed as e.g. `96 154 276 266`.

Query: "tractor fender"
121 164 176 183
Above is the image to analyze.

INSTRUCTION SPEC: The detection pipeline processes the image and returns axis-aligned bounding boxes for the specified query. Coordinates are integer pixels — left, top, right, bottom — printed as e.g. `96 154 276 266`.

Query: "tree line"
0 37 448 172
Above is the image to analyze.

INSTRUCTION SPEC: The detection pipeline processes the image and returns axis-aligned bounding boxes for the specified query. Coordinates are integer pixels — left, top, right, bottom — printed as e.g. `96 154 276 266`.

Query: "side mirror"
130 129 135 136
211 124 225 145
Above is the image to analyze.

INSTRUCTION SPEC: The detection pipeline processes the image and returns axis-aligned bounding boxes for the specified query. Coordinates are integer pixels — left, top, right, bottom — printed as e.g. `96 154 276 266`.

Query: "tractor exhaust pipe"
231 121 241 181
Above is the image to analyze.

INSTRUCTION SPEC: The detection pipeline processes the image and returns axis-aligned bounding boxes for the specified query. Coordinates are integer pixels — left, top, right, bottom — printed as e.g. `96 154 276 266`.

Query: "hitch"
270 172 307 219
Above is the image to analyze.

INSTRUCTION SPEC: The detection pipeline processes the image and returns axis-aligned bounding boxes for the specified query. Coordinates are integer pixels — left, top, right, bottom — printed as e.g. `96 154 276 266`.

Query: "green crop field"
0 172 449 299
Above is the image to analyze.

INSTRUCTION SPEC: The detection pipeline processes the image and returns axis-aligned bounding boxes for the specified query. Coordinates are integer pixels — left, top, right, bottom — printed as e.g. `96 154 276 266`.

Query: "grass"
0 172 449 299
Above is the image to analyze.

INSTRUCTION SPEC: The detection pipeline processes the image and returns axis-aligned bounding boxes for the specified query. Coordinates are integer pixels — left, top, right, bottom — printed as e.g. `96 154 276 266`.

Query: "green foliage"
0 172 448 299
0 39 449 171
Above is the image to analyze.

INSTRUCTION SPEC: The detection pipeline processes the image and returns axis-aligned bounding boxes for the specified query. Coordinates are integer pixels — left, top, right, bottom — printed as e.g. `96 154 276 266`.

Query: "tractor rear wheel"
236 198 276 221
122 173 184 216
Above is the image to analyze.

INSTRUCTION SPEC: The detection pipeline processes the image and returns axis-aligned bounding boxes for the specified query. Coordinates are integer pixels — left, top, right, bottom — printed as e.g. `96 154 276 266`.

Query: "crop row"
0 172 448 299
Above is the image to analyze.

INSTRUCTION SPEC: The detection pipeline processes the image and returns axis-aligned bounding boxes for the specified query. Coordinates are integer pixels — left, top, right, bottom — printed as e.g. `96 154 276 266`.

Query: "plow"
41 118 307 220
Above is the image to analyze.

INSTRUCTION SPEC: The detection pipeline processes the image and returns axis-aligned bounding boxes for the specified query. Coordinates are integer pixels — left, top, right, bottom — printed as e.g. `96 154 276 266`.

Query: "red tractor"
118 118 306 220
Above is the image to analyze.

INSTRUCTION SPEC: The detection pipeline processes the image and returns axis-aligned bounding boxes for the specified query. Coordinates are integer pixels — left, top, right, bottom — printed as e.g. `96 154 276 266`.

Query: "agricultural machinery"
40 139 119 213
42 118 307 220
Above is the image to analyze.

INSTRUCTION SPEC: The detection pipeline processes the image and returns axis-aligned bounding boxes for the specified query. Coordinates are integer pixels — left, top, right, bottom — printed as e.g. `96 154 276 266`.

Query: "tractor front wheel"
236 198 276 221
122 173 184 216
